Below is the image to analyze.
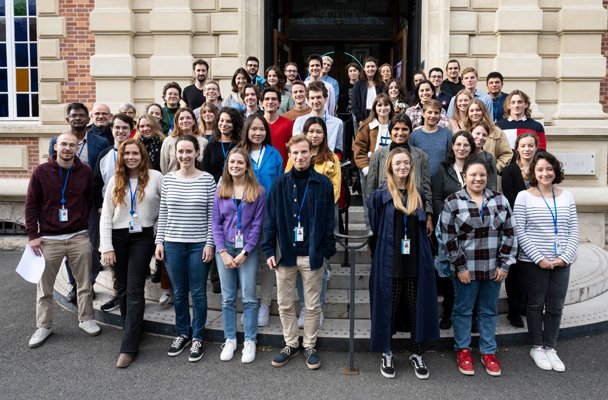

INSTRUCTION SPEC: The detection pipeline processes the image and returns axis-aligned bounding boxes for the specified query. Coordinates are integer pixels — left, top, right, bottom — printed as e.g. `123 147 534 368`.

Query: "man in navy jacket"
262 135 336 370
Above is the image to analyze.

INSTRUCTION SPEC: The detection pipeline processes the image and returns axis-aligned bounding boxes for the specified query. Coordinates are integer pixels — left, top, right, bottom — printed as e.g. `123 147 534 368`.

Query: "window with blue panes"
0 0 38 119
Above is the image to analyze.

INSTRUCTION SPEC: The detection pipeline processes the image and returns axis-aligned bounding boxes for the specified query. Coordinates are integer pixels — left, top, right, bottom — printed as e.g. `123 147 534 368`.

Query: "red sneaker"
456 349 475 376
481 353 502 376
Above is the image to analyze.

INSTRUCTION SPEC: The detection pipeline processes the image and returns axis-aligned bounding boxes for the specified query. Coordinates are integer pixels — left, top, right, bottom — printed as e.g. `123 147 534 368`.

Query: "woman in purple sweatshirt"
212 148 266 364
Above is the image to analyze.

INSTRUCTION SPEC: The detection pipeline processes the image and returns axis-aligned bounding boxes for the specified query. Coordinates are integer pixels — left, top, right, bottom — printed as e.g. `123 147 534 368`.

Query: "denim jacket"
262 168 336 269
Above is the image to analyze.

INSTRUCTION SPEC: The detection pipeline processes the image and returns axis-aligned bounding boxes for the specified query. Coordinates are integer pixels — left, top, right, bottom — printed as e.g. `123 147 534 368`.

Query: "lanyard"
128 178 138 217
252 145 265 172
113 148 117 164
537 186 558 235
296 178 311 225
59 167 72 207
233 192 245 230
402 195 409 237
465 189 486 222
166 112 174 130
77 140 86 158
221 142 233 166
379 122 391 146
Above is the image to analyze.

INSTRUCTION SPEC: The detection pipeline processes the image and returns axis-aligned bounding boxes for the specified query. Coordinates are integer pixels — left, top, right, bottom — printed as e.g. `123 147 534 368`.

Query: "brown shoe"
116 353 134 368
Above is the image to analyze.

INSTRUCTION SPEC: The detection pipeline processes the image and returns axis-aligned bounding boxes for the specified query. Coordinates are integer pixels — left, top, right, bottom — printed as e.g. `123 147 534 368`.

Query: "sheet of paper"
16 245 46 284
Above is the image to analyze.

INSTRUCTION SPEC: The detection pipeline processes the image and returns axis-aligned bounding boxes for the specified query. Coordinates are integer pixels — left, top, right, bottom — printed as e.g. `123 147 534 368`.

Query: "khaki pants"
276 256 324 349
36 232 94 328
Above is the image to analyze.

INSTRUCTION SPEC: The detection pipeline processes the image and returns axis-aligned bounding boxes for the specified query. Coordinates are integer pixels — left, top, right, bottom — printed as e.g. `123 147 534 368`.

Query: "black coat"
350 80 385 122
501 162 528 208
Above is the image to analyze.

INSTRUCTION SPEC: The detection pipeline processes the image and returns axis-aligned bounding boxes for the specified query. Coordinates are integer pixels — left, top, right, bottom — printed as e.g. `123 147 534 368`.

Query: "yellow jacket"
285 153 341 203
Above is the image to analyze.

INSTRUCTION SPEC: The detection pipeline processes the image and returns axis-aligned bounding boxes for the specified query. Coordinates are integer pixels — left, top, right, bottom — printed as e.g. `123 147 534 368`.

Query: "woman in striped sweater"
155 135 217 363
513 151 578 373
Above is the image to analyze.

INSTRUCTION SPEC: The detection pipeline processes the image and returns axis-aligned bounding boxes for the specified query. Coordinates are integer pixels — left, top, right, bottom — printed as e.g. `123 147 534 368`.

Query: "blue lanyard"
465 189 486 222
166 112 174 130
59 167 72 207
113 148 117 164
252 146 265 172
128 178 138 217
379 122 391 146
77 141 85 158
296 178 311 224
537 186 558 235
402 195 409 236
233 192 245 230
221 142 233 166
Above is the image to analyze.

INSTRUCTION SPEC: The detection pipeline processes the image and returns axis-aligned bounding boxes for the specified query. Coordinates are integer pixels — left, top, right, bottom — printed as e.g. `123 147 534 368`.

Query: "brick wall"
0 138 40 178
59 0 96 106
602 0 608 113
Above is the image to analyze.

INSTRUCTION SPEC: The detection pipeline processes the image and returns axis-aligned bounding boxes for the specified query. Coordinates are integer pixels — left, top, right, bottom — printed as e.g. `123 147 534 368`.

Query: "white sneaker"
530 346 552 370
159 289 171 306
79 320 101 336
28 328 53 348
220 338 237 361
544 348 565 372
298 308 306 328
258 304 270 327
241 340 256 364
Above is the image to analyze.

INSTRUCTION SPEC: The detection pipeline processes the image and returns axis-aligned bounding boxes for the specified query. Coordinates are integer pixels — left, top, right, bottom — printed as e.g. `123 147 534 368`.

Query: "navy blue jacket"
48 132 109 170
350 80 385 122
262 167 336 270
367 187 440 352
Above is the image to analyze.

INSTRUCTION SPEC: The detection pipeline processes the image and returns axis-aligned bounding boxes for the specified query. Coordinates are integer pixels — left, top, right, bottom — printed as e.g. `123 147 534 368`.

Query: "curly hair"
529 151 565 187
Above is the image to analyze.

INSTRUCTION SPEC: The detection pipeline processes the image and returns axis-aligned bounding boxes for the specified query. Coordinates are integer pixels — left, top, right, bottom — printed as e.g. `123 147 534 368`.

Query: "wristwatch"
241 250 249 257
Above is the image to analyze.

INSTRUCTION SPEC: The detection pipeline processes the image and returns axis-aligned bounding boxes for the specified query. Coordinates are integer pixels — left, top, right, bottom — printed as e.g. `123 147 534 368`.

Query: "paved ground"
2 250 607 400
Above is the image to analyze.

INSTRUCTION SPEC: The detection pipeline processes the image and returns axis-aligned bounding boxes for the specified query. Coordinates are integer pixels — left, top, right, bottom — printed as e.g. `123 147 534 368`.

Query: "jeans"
215 242 259 342
164 241 211 341
522 261 570 349
297 263 329 309
112 228 155 353
452 278 501 354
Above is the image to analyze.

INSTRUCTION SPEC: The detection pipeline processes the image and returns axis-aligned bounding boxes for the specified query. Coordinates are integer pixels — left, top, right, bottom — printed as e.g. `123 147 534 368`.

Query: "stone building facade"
1 0 607 246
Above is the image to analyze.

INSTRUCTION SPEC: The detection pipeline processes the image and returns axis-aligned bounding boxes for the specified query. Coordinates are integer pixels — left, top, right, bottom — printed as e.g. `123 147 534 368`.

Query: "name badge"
128 220 143 233
401 237 411 255
294 225 304 242
554 238 562 255
59 208 69 222
234 232 244 249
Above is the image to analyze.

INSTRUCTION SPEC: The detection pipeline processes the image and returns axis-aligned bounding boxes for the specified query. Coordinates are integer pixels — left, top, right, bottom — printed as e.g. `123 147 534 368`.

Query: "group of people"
24 54 578 382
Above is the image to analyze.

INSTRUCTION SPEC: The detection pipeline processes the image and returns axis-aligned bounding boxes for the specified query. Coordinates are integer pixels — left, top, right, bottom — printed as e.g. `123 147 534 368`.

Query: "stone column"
89 0 136 112
552 0 608 125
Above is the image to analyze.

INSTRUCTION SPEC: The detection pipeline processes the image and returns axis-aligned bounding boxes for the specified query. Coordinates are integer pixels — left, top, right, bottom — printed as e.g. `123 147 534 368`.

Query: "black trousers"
112 227 155 353
392 278 424 355
505 261 526 315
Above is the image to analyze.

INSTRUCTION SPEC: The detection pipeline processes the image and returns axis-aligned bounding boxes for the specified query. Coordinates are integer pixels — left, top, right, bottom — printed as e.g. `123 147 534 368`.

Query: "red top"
268 116 294 168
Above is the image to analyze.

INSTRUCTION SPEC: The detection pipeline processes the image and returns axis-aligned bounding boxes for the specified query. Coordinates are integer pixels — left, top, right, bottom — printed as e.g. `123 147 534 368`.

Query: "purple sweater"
212 186 266 254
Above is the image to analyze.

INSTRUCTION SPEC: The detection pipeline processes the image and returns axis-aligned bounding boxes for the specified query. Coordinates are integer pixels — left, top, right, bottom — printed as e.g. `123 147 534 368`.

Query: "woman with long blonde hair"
99 139 163 368
367 147 439 380
449 89 472 132
212 148 265 363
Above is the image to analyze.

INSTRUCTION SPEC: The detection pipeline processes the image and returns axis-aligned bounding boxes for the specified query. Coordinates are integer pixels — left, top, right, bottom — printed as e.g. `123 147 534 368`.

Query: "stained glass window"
0 0 38 119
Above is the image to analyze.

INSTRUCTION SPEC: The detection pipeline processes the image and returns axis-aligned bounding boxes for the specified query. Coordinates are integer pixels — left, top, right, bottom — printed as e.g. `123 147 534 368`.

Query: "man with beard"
182 59 209 110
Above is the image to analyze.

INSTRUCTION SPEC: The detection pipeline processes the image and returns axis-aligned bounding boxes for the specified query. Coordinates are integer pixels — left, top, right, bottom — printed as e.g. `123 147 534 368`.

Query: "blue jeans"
216 243 259 342
297 263 329 309
452 278 501 354
164 241 211 341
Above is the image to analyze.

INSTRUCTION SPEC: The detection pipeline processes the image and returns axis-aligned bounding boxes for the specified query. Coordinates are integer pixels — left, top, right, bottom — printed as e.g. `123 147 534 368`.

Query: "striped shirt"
155 171 216 244
513 189 578 265
440 188 517 280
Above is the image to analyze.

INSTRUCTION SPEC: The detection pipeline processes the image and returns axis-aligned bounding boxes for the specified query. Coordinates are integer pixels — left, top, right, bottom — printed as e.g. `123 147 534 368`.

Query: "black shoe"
507 313 524 328
439 318 452 330
100 296 119 312
168 335 191 357
188 340 204 362
409 354 429 379
381 353 395 379
271 346 299 367
66 285 77 305
212 283 221 294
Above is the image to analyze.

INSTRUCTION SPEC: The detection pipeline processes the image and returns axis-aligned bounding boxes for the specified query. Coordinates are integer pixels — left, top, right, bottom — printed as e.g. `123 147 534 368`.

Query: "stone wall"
601 0 608 113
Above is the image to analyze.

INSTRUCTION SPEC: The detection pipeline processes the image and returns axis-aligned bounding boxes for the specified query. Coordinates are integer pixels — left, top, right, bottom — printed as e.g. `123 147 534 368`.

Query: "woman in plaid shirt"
439 155 517 377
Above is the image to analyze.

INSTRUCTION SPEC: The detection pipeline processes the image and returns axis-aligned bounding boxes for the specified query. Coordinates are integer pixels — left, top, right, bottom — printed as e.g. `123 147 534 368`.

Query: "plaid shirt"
439 188 517 280
405 103 451 130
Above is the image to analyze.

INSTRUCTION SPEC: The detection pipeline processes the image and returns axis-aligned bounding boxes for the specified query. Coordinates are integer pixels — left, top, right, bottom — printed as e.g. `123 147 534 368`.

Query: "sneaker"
529 346 552 370
304 347 321 370
220 338 237 361
381 353 395 379
271 345 299 367
297 308 306 328
28 328 53 348
159 289 171 306
66 285 77 305
167 335 191 356
241 340 256 364
439 318 452 330
481 353 502 376
188 340 204 362
544 348 565 372
258 304 270 327
456 349 475 376
100 296 119 312
409 354 429 379
78 320 101 336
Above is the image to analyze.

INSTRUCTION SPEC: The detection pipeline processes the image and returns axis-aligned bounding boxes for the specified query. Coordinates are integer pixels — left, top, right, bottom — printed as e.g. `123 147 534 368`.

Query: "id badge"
554 238 562 255
59 207 69 222
294 225 304 242
128 219 143 233
234 232 244 249
401 238 411 255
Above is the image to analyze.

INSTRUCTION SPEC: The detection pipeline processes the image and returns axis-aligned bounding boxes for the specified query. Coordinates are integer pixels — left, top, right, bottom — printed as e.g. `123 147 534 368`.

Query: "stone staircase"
53 196 608 350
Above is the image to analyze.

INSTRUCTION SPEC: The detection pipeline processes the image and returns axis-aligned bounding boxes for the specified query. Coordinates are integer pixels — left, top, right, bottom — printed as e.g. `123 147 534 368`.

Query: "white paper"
16 245 46 283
